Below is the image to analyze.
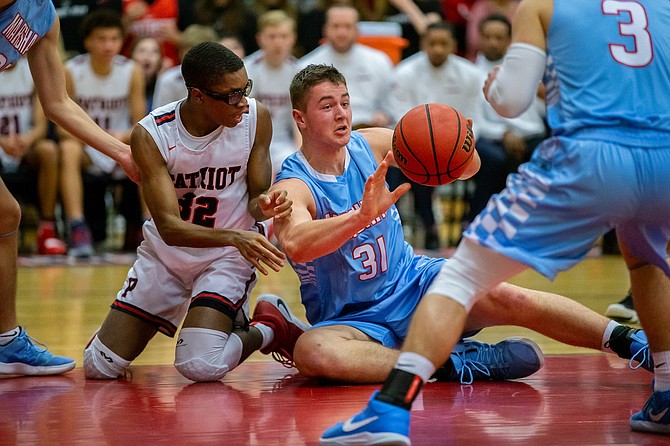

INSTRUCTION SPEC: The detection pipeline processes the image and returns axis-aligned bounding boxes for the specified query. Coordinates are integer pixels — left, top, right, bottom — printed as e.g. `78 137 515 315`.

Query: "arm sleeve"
486 43 547 118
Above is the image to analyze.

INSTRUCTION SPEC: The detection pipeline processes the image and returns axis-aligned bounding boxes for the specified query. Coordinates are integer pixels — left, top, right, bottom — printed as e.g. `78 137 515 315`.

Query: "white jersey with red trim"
66 53 137 173
137 98 258 263
0 58 35 171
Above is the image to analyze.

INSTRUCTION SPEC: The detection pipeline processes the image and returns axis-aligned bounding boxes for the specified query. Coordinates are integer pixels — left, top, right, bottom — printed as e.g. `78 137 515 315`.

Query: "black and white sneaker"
605 290 638 323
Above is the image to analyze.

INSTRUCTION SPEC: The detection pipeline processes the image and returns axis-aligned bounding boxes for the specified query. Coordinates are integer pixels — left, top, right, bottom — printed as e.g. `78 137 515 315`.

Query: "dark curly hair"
181 41 245 91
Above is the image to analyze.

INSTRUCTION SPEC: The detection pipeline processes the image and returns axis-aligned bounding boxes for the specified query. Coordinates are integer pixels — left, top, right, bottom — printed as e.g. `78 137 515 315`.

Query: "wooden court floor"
3 254 669 445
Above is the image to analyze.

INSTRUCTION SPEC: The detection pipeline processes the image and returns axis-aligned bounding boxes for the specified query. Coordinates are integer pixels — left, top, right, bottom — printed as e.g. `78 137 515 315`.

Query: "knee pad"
427 237 528 311
173 328 243 382
84 336 129 380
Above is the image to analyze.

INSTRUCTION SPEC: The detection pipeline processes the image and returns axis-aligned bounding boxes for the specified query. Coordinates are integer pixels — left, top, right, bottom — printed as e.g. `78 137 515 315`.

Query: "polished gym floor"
2 255 666 445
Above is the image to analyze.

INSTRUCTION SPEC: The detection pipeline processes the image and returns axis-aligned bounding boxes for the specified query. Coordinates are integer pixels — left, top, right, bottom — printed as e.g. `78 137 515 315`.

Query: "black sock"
375 368 423 410
606 325 634 359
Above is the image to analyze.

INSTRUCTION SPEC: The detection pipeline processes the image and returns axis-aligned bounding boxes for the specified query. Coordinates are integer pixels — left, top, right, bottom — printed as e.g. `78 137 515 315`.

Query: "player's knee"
0 193 21 234
83 336 128 380
34 139 58 160
484 282 532 311
174 357 230 382
293 331 336 379
173 327 243 382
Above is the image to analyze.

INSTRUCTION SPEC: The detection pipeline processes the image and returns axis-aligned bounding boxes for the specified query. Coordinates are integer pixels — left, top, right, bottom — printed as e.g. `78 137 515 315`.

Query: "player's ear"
292 109 306 128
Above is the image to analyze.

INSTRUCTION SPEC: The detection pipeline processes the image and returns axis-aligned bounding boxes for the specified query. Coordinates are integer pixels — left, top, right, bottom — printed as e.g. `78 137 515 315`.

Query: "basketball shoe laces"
12 334 52 361
630 342 653 371
453 346 500 384
271 351 295 369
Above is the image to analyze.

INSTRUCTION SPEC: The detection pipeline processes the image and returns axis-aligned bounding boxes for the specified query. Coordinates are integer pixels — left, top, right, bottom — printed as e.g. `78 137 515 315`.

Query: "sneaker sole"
320 432 410 446
0 360 76 376
630 419 670 434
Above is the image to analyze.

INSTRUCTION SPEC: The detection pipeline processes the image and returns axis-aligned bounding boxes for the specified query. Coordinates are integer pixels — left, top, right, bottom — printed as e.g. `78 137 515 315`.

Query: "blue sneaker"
450 337 544 384
630 390 670 434
606 326 653 372
0 328 75 376
320 391 410 445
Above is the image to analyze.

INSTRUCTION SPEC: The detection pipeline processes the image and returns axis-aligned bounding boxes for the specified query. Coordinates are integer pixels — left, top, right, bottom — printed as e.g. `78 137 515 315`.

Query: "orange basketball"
392 103 475 186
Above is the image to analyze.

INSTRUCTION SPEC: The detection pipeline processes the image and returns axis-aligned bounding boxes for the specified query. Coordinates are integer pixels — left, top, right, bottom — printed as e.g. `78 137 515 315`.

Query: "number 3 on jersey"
353 236 388 281
602 0 653 67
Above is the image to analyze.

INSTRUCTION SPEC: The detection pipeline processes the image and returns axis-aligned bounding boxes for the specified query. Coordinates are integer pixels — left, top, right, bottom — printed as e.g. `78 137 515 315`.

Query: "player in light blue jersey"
252 65 652 396
323 0 670 442
0 0 140 376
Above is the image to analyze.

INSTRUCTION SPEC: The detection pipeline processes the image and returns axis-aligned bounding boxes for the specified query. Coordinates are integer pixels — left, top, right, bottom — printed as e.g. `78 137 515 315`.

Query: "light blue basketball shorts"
465 134 670 280
311 255 445 349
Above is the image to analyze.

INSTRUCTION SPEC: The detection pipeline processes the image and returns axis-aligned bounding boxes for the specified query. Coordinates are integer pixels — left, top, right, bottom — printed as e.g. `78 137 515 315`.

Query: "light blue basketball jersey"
465 0 670 279
544 0 670 141
276 132 444 342
0 0 56 72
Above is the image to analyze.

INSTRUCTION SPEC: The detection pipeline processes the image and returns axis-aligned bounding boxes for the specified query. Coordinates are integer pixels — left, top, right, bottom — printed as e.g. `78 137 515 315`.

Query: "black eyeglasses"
192 79 253 105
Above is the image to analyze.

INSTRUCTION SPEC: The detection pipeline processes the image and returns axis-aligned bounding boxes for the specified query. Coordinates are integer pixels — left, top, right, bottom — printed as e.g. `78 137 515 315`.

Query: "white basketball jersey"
67 54 135 132
66 54 136 173
138 98 258 262
0 58 35 170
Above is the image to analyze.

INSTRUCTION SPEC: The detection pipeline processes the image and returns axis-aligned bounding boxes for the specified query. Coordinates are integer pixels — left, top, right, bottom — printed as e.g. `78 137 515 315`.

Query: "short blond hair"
257 10 296 33
179 24 218 53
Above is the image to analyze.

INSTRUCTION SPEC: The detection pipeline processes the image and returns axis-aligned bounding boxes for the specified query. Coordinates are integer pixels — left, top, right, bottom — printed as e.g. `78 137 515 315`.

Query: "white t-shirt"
244 51 300 176
387 52 486 136
474 54 547 140
153 65 187 109
299 43 393 127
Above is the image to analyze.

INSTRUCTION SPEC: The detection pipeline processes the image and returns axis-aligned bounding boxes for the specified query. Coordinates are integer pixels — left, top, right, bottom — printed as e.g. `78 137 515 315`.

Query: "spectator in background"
299 5 393 129
297 0 386 55
152 24 218 109
120 0 197 68
245 10 300 178
464 0 518 61
385 0 443 59
131 37 164 113
219 33 247 60
439 0 476 56
194 0 258 56
54 0 123 59
0 59 67 256
58 9 146 257
462 13 546 228
252 0 300 24
386 21 484 249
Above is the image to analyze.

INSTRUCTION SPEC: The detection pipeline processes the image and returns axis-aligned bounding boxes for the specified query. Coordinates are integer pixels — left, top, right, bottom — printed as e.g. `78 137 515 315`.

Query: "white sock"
0 326 20 346
84 336 131 379
394 352 436 382
653 351 670 392
252 322 274 351
601 320 620 353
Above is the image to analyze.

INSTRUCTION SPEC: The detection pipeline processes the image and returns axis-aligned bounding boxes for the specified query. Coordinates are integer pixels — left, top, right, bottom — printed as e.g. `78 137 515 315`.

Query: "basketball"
392 103 475 186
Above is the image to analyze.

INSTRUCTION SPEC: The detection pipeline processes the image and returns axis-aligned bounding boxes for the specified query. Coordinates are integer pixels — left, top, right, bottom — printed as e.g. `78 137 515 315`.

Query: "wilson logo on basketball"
462 125 474 153
392 103 475 186
391 132 408 166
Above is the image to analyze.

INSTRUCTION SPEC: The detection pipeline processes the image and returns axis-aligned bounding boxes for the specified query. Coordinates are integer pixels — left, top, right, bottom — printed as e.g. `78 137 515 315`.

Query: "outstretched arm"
273 151 411 263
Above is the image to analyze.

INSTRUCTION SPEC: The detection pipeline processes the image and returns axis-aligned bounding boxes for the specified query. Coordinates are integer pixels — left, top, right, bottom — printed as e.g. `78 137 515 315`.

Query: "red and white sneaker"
252 294 310 368
37 221 67 256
